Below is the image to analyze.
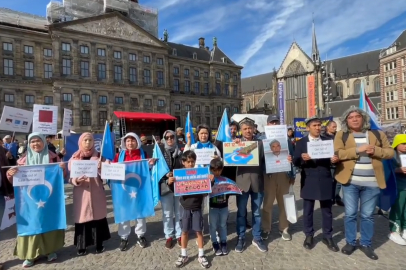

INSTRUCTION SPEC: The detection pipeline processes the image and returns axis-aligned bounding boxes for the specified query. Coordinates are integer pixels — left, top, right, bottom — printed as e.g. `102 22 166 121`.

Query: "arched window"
246 101 251 111
374 77 380 92
353 79 361 95
336 82 343 97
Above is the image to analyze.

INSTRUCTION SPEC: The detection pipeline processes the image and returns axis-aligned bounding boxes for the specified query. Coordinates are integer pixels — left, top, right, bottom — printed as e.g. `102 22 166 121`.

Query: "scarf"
163 130 181 158
26 132 50 165
196 141 214 149
118 132 145 162
71 132 96 159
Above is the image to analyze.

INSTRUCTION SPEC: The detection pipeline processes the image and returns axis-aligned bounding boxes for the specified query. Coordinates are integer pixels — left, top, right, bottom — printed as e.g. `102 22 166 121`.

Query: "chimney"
198 37 205 49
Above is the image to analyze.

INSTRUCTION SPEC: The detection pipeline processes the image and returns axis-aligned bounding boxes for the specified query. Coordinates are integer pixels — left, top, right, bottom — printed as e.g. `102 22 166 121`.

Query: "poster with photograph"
263 138 291 173
62 108 72 136
33 104 58 135
223 141 259 166
0 106 33 133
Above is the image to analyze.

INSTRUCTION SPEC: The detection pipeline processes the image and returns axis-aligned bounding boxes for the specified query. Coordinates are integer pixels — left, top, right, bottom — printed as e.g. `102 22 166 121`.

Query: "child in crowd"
208 159 229 256
388 134 406 245
168 150 214 268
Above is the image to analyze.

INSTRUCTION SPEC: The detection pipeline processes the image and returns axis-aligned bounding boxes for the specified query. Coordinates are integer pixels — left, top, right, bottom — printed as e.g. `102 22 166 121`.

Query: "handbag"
160 179 172 196
283 185 297 224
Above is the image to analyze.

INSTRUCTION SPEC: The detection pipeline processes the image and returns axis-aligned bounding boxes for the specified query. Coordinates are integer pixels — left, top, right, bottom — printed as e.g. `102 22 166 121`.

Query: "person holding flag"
6 132 67 268
157 130 184 249
184 124 221 164
68 133 111 256
108 132 156 251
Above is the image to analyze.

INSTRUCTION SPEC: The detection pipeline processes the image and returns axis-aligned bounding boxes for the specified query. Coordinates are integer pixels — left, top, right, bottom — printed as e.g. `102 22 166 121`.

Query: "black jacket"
159 145 183 195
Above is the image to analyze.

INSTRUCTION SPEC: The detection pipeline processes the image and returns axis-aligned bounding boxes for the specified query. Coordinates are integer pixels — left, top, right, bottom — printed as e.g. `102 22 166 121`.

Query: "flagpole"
99 120 108 161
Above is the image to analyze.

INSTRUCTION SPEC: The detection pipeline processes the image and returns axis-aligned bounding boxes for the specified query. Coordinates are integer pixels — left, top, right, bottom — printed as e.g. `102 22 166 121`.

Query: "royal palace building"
0 0 242 135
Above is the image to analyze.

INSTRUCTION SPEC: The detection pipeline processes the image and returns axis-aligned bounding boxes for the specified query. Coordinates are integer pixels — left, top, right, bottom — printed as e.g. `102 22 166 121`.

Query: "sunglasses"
165 136 175 140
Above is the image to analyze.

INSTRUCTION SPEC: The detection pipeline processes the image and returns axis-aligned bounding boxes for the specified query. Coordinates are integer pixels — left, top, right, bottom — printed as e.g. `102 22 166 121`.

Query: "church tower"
311 21 322 117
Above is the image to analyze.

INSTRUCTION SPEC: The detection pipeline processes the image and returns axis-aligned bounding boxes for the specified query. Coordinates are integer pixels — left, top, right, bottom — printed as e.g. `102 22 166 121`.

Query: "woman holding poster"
6 132 66 268
68 133 111 256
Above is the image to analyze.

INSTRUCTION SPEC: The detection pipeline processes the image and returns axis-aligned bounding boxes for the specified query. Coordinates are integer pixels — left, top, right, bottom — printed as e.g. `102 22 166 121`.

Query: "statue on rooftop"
163 29 168 42
213 37 217 47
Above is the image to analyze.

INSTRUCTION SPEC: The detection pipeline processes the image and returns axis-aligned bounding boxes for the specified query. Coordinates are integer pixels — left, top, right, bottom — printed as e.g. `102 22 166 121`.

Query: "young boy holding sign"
168 150 214 268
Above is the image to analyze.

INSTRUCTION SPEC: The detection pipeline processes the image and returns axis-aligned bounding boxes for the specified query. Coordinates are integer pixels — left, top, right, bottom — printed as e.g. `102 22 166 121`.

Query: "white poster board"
307 140 334 159
0 196 16 230
400 155 406 167
13 167 45 187
195 149 215 165
32 104 58 135
264 125 288 140
0 106 33 133
70 160 98 178
62 108 72 137
101 163 125 180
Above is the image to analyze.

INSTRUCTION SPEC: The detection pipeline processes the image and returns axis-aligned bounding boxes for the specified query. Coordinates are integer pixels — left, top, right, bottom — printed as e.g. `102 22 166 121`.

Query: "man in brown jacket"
334 107 394 261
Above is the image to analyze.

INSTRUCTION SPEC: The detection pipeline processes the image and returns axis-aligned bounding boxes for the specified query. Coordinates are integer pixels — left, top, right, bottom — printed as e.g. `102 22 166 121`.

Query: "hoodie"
113 132 148 162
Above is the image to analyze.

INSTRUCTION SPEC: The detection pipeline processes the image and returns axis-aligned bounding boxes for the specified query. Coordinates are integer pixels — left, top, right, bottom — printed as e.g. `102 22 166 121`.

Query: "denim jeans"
160 193 182 239
209 207 228 243
342 184 380 247
236 190 264 240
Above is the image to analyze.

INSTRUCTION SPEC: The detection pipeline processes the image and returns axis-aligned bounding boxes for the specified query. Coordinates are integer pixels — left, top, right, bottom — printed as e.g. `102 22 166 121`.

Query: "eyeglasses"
165 136 175 140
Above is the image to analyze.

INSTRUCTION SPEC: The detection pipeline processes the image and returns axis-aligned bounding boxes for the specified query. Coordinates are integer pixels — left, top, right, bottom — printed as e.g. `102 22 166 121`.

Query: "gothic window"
284 60 306 77
336 82 343 97
374 77 380 93
353 79 361 95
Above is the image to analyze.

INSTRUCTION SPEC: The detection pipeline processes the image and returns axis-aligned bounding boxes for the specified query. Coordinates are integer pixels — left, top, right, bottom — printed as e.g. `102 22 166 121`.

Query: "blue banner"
110 160 155 223
14 164 66 236
173 167 211 196
293 117 333 140
209 176 242 198
278 82 285 125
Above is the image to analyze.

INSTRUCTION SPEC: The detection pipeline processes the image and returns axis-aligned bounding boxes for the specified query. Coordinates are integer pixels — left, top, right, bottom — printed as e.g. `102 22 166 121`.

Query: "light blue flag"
101 121 115 161
359 81 397 211
152 141 170 206
216 108 232 142
185 112 195 144
110 160 155 223
14 164 66 236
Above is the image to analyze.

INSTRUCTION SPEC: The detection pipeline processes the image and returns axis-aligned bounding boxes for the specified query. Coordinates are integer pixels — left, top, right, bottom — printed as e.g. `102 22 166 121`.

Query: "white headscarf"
120 132 142 150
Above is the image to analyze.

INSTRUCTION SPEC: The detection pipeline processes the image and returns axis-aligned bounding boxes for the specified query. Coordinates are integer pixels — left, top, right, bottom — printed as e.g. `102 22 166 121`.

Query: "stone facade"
0 12 242 134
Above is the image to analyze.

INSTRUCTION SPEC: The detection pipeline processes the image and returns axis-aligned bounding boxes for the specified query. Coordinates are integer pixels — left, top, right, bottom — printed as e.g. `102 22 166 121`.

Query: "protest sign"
0 196 16 230
70 160 98 178
101 163 125 180
209 176 241 198
13 167 45 187
307 140 334 159
223 141 259 166
173 167 211 196
32 104 58 135
62 108 72 136
195 149 215 165
263 139 291 173
0 106 33 133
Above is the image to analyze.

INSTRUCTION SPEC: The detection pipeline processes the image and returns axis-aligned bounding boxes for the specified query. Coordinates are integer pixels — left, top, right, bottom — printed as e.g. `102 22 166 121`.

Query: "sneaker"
119 238 129 251
389 232 406 246
252 238 268 252
198 255 210 268
96 246 105 254
212 242 222 256
22 260 34 268
402 232 406 241
166 238 174 249
175 255 189 268
261 231 271 240
234 238 245 253
177 237 182 247
137 236 147 248
47 253 57 262
220 242 228 255
280 229 292 241
77 249 87 256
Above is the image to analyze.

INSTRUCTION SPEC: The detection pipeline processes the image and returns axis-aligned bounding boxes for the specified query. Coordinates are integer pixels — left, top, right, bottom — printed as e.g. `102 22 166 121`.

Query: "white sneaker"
402 233 406 240
389 232 406 245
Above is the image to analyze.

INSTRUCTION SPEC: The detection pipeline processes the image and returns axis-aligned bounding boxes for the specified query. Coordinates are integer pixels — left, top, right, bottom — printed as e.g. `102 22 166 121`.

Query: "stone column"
124 92 130 111
73 88 81 129
90 42 97 79
72 40 79 78
91 89 98 127
51 35 60 78
35 42 42 79
106 45 113 83
123 49 128 83
14 39 22 78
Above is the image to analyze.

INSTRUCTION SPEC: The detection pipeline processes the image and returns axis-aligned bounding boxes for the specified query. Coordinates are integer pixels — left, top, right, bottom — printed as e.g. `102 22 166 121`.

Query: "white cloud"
240 0 406 77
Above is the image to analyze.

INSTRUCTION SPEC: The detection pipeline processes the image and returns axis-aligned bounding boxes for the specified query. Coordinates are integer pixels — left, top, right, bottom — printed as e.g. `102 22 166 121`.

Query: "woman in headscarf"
6 132 66 268
184 124 221 167
109 132 155 252
158 130 183 249
68 133 111 256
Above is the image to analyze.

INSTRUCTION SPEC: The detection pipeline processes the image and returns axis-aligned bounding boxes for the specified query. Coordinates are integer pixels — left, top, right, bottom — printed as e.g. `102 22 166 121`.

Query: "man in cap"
261 114 296 241
233 117 268 253
293 116 340 252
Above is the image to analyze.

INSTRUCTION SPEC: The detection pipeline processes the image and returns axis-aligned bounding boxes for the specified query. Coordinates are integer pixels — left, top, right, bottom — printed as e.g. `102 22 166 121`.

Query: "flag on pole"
185 112 195 144
359 80 396 211
151 137 170 206
101 121 115 161
216 109 232 143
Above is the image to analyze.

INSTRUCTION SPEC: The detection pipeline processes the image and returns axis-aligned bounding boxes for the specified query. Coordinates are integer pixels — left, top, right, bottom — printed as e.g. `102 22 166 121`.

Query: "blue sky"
2 0 406 77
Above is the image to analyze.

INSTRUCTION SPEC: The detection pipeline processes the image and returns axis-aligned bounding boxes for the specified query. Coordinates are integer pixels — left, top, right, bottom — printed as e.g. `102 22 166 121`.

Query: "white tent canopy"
57 130 76 134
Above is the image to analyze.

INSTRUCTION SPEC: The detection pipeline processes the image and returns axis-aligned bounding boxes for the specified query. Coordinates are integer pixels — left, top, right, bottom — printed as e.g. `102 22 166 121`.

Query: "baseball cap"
267 114 280 123
176 127 183 131
4 135 11 139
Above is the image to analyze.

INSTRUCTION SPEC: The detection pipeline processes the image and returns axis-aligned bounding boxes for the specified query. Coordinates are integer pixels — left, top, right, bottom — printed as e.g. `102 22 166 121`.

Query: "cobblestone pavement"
1 179 406 270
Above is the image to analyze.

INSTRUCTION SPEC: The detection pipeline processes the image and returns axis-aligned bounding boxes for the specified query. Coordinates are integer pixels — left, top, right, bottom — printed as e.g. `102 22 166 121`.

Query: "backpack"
341 130 382 147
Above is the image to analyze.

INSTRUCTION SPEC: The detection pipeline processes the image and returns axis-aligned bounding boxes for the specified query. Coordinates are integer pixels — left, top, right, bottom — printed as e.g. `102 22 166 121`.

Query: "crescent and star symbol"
122 172 142 199
27 180 53 209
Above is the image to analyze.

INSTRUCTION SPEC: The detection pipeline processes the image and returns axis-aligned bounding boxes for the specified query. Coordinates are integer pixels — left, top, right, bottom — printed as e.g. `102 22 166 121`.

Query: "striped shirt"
350 132 378 187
